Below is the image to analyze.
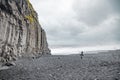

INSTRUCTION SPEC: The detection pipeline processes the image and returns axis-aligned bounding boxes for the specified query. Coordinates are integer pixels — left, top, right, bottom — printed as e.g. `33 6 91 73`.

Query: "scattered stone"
94 78 99 80
58 57 60 59
118 72 120 75
2 62 16 67
0 66 9 70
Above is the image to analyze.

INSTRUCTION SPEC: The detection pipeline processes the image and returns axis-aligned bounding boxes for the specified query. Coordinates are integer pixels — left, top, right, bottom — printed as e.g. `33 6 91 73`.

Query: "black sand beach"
0 50 120 80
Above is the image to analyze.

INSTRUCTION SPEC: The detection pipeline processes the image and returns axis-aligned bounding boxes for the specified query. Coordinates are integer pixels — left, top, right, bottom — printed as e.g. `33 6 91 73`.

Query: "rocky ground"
0 50 120 80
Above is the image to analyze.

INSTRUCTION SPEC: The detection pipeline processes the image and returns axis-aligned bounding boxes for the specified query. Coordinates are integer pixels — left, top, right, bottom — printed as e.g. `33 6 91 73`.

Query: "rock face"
0 0 50 62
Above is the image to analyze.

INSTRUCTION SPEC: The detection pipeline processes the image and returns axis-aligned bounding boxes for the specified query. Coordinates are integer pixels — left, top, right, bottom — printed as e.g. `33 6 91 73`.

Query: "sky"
30 0 120 54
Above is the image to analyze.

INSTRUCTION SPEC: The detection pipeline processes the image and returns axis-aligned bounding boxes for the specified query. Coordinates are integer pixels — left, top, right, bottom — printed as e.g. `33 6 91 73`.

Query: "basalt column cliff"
0 0 50 62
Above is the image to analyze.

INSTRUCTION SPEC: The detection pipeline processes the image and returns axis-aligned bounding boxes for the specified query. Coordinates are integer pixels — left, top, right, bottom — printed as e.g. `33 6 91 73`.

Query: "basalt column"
0 0 50 62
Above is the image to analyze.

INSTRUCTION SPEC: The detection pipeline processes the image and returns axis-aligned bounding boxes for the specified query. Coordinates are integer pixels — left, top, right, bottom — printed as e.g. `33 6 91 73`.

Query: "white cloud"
30 0 120 51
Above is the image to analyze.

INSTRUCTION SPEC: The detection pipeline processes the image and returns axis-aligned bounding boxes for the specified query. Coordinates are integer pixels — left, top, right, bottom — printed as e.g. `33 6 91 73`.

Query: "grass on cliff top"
25 0 36 24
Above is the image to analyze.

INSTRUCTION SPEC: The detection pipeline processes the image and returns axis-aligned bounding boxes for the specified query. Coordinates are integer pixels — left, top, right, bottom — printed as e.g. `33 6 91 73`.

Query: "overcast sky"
30 0 120 52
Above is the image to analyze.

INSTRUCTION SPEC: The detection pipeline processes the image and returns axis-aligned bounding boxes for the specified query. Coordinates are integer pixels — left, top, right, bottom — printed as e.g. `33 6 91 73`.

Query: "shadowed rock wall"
0 0 50 62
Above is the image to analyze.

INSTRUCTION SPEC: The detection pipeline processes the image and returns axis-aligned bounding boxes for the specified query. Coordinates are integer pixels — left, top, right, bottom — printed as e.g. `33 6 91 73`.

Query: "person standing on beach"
80 51 84 59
